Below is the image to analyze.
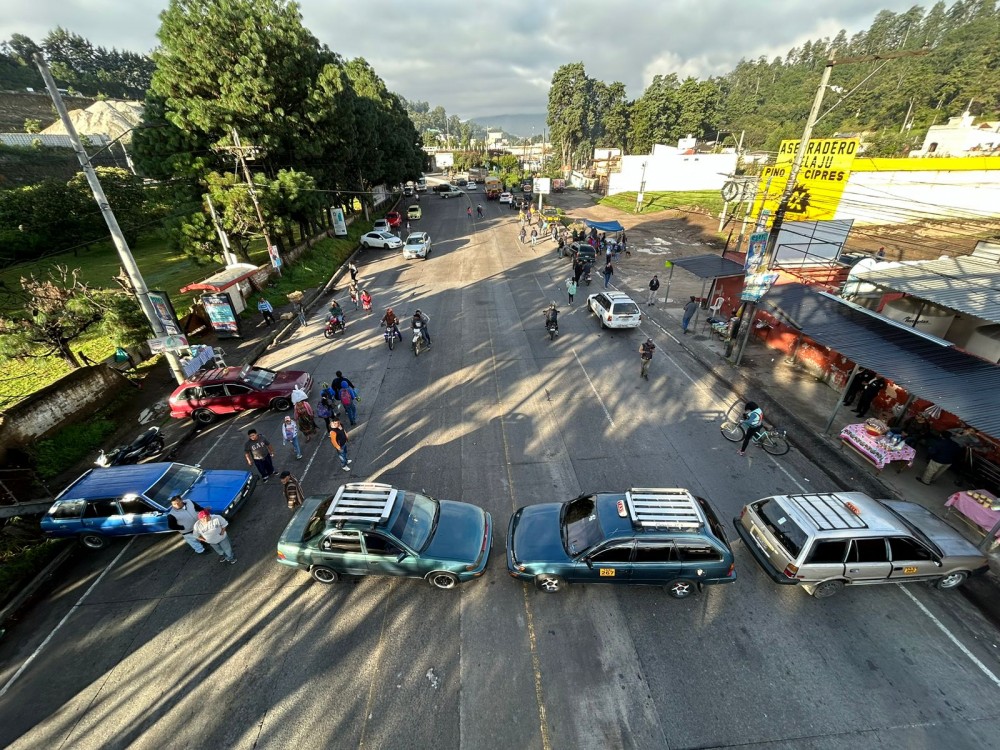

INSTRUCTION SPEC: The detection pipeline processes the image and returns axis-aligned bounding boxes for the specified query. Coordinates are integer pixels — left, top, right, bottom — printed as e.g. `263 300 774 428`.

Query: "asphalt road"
1 187 1000 750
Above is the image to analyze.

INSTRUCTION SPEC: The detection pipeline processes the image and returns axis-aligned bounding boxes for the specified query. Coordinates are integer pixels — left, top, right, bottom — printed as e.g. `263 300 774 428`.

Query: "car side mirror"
396 552 408 563
584 558 593 569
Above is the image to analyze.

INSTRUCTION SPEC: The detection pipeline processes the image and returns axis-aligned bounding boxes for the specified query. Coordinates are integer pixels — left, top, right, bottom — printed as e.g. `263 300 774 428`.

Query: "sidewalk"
645 287 1000 626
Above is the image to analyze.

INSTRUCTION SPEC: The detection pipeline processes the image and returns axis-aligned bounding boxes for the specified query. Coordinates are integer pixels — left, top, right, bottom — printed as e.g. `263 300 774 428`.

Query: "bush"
33 416 117 478
0 534 66 610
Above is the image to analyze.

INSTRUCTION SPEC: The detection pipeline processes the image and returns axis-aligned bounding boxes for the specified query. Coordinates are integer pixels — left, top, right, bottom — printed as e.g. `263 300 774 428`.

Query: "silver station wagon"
734 492 989 598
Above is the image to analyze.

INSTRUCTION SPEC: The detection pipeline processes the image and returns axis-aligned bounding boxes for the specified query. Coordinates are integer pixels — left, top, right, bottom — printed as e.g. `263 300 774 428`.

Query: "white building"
606 141 737 195
909 114 1000 157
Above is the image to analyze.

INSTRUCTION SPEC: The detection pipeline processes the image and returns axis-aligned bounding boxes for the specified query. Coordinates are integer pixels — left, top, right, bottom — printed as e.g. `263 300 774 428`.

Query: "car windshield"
242 367 277 389
146 464 203 507
755 499 808 557
560 495 605 556
405 236 424 246
388 492 439 552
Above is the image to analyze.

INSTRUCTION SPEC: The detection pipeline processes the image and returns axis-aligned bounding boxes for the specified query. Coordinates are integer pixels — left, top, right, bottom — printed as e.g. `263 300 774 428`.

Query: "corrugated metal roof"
669 254 746 279
852 255 1000 324
0 132 111 148
761 283 1000 438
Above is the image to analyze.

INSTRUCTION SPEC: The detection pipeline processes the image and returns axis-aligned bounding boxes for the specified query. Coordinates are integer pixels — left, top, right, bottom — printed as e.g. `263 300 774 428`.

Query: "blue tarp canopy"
584 219 624 232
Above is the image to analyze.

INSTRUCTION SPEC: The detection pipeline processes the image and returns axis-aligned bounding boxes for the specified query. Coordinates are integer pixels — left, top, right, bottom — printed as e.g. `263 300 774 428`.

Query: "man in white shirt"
192 510 236 564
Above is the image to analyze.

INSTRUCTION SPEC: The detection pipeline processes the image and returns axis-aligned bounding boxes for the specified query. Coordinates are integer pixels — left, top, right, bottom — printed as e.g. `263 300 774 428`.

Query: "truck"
484 176 502 200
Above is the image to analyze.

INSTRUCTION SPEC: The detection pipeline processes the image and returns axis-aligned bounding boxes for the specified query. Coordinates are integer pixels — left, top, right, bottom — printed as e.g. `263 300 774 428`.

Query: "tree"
23 118 42 133
547 62 592 169
628 74 681 153
0 266 104 369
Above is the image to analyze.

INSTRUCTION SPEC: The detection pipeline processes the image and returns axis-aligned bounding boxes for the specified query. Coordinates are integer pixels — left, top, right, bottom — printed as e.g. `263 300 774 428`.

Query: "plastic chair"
212 348 227 368
707 296 725 319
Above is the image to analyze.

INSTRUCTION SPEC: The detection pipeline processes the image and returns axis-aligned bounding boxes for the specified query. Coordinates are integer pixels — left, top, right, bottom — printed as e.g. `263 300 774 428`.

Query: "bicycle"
720 420 790 456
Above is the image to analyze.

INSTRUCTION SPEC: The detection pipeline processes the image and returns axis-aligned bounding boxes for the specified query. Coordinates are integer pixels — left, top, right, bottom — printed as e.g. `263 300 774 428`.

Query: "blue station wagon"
507 487 736 598
40 462 256 549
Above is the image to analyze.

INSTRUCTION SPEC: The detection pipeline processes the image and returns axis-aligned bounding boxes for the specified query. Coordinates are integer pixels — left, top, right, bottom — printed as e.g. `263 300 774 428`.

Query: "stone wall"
0 365 127 464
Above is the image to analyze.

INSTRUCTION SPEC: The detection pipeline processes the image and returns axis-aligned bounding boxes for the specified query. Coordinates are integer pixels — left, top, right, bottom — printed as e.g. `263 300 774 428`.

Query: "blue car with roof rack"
40 462 256 549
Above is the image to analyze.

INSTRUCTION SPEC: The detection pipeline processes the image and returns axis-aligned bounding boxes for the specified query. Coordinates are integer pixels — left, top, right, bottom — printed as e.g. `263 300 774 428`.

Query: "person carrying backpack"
339 383 358 426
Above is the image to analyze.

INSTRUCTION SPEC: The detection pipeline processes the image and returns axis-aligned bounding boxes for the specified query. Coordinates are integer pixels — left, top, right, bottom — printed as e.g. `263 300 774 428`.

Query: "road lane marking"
0 539 134 699
898 586 1000 689
571 348 615 428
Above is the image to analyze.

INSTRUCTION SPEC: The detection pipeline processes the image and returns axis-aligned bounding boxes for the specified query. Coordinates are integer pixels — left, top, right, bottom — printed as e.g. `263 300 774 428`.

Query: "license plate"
902 566 918 574
599 568 615 577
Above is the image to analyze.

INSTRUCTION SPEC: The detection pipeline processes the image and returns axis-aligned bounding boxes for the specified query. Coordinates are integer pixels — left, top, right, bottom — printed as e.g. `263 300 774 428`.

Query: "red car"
168 365 312 424
386 211 402 227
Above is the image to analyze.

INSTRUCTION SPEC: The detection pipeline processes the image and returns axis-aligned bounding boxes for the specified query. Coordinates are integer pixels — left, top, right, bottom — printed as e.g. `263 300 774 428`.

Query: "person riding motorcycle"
543 302 559 332
328 299 345 325
411 309 431 346
380 307 402 341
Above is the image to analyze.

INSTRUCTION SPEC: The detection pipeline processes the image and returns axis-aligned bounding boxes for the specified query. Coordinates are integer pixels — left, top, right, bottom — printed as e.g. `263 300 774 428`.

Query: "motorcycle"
583 265 593 286
324 313 346 338
95 426 165 467
383 324 399 350
412 322 426 356
544 312 559 340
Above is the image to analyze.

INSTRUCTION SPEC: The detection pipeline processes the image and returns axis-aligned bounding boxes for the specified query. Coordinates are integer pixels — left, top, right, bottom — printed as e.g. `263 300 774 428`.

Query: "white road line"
0 539 134 699
899 586 1000 689
572 347 615 428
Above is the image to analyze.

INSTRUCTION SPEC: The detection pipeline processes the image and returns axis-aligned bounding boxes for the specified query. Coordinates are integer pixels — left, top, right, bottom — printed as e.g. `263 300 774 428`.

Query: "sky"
3 0 924 123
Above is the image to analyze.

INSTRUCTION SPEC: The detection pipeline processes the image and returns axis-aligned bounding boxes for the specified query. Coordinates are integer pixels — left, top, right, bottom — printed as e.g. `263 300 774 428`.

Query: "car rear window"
612 302 639 316
755 498 808 558
49 499 85 519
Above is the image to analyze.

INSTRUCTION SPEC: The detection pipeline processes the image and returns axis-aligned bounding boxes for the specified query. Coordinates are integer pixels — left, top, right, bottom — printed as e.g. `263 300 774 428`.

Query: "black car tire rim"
272 397 291 412
813 580 845 598
536 575 563 593
80 533 107 549
194 409 216 425
311 566 340 584
429 572 458 589
666 579 694 598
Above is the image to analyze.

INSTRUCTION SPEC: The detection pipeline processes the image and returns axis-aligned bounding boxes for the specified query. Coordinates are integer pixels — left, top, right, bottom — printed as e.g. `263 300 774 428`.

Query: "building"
909 114 1000 158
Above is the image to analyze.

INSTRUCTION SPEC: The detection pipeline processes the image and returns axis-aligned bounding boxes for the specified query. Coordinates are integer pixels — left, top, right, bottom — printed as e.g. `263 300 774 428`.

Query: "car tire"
311 566 340 584
79 533 108 550
428 571 459 590
812 579 845 598
193 409 217 425
935 571 968 590
271 397 292 412
535 574 564 593
665 579 696 599
149 437 166 454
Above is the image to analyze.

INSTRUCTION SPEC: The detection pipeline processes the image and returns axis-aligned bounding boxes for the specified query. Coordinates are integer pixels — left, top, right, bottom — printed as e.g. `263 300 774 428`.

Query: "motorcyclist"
380 307 402 342
543 302 559 331
411 309 431 346
328 299 345 327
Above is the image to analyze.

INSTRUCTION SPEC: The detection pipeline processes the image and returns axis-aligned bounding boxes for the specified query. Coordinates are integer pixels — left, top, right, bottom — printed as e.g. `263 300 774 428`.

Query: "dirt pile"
42 99 143 142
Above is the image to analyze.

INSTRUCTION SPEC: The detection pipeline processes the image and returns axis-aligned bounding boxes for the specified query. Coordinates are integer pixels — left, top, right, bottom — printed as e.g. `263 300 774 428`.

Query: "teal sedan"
277 482 492 589
506 488 736 597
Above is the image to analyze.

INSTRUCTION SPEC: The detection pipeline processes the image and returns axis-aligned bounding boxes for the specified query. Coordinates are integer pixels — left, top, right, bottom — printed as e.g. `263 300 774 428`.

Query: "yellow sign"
599 568 616 577
754 138 859 223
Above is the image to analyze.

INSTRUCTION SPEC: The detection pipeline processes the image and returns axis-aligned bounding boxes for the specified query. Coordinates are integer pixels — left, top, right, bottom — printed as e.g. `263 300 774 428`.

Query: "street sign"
268 244 282 269
721 180 740 202
746 232 768 273
330 207 348 236
147 334 189 353
533 177 551 195
740 272 779 302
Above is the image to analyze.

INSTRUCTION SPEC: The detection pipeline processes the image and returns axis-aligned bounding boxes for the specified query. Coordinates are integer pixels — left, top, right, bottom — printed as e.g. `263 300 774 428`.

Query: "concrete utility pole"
33 53 187 385
230 128 280 275
732 48 929 366
635 160 648 213
205 194 237 266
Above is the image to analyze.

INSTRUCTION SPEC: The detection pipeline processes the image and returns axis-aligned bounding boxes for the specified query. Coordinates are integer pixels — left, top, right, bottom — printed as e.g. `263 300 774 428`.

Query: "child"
360 289 372 313
349 281 359 310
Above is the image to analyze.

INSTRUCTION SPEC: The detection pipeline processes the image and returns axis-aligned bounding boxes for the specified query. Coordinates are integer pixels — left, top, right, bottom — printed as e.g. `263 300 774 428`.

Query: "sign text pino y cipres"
754 137 859 222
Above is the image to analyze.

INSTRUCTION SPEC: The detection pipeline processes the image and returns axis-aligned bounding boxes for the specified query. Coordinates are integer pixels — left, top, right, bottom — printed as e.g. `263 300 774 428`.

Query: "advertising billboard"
753 138 859 224
201 292 241 338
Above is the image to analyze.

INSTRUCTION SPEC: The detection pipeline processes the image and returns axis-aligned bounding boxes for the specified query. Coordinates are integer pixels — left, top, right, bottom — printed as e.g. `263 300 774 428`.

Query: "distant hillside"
471 113 546 138
0 90 95 133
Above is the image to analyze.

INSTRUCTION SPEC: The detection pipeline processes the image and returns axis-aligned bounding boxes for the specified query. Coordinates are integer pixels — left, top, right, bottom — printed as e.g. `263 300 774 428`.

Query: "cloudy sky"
4 0 921 121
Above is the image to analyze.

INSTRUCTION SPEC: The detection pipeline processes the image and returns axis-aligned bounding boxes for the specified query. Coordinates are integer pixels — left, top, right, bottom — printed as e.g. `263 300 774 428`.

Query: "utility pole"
205 194 237 266
732 48 928 366
33 53 187 385
635 160 648 213
230 128 280 275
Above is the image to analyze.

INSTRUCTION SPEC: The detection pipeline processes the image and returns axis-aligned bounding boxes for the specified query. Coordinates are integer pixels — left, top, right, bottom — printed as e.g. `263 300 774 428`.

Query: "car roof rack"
787 493 870 531
327 482 399 525
624 488 703 530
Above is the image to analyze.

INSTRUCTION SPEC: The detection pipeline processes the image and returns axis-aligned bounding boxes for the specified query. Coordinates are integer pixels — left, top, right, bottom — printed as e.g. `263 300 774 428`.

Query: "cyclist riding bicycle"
738 401 764 456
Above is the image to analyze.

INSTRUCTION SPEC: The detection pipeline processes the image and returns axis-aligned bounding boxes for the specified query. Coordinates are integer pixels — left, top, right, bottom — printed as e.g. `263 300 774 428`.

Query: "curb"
0 541 74 638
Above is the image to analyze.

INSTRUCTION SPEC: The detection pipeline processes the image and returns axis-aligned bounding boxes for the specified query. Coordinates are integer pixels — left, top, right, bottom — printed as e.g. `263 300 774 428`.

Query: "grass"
0 217 371 406
600 190 725 217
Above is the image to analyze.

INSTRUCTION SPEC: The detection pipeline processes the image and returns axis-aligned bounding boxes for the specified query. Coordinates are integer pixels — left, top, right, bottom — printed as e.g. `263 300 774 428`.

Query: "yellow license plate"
599 568 616 577
902 566 918 574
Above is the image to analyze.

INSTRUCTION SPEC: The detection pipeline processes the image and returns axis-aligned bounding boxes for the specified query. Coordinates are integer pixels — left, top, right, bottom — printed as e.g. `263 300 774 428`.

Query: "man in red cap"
192 509 236 564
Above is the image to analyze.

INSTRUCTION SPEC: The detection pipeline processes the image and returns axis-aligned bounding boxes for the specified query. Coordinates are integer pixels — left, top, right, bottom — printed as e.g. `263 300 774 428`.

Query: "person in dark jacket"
918 434 962 485
854 375 886 418
843 368 875 407
167 496 205 553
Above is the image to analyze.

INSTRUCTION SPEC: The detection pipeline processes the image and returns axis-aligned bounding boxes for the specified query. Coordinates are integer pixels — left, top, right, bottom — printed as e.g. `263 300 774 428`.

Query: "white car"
587 291 641 329
499 192 513 204
361 231 403 250
467 181 477 190
372 219 390 233
402 232 431 259
440 187 462 198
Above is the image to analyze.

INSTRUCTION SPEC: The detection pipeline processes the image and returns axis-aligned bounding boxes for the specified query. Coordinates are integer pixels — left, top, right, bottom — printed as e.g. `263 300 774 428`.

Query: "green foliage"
33 415 117 478
23 118 41 133
600 190 726 217
96 291 154 350
0 537 65 608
